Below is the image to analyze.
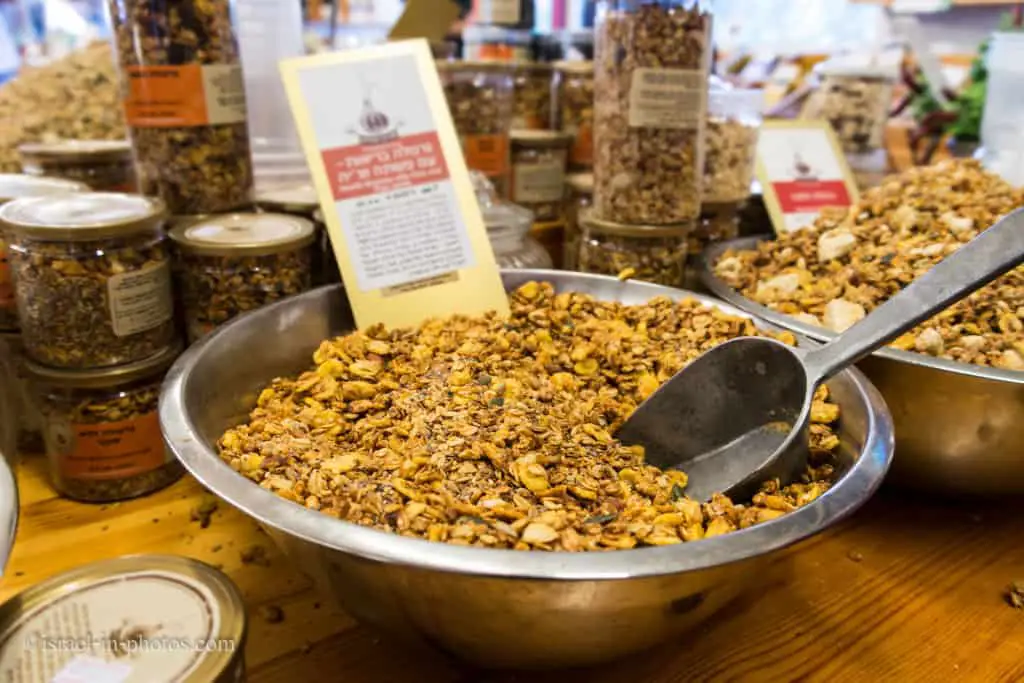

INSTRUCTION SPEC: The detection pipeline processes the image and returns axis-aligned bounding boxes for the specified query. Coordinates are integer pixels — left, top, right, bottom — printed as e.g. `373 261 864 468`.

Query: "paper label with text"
512 156 567 204
628 68 706 129
124 64 247 128
107 261 174 337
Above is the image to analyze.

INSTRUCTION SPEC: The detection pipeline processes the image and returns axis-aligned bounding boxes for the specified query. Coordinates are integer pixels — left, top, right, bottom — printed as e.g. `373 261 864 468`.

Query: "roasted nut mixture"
19 139 136 192
219 281 843 551
594 2 712 224
704 118 759 203
578 214 689 287
714 159 1024 370
512 63 553 130
510 130 572 221
554 61 594 170
108 0 254 214
562 172 593 271
802 72 894 154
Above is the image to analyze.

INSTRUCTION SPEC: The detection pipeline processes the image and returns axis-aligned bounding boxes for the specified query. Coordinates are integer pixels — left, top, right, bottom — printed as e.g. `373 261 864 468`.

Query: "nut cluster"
703 117 759 203
555 63 594 170
219 282 842 551
714 159 1024 370
802 75 893 154
512 65 553 130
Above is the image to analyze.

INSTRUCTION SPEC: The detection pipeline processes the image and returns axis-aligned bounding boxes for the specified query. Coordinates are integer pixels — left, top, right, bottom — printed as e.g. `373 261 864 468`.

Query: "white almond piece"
817 230 857 262
909 243 945 257
891 206 918 231
914 328 944 355
997 349 1024 371
791 312 822 327
959 335 987 352
941 212 974 233
755 273 801 298
521 522 560 545
715 256 741 276
822 299 866 333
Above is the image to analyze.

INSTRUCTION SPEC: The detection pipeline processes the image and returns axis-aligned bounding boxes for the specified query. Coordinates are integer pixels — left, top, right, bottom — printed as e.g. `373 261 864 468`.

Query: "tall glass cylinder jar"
107 0 255 214
593 0 713 225
554 61 595 171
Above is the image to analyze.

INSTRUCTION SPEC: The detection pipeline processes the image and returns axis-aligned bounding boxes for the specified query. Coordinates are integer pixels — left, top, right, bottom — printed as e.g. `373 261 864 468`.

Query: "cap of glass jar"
24 342 182 389
0 173 89 205
580 210 692 238
510 129 574 149
254 183 319 216
18 139 132 164
566 172 594 196
169 212 316 257
553 60 594 75
0 192 167 240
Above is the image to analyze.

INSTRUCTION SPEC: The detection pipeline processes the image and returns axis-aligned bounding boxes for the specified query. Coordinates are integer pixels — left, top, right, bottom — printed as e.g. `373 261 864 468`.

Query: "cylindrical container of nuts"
510 130 573 222
169 212 316 343
553 60 594 171
254 182 336 286
18 140 137 193
801 61 896 155
107 0 255 214
593 0 714 225
437 60 515 197
0 193 177 369
27 343 184 503
511 62 553 130
562 172 593 271
577 210 690 286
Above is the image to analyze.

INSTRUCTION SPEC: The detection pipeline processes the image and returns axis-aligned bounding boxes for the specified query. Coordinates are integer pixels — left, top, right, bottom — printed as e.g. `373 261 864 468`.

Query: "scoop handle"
804 207 1024 383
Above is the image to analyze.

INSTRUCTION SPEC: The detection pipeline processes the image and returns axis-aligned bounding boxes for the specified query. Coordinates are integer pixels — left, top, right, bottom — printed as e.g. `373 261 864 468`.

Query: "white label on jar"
201 64 248 126
107 261 173 337
628 68 706 129
479 0 520 24
513 159 566 203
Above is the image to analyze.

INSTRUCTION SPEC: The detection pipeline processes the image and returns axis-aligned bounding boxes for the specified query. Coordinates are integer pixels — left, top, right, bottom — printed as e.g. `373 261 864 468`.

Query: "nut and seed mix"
554 61 594 170
802 73 893 155
703 117 759 204
219 282 843 551
714 159 1024 370
578 214 689 287
512 63 553 130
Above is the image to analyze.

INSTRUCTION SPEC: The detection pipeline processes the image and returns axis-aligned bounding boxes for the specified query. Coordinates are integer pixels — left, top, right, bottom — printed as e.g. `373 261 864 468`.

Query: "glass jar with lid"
27 343 184 503
473 172 552 269
169 212 316 343
19 140 137 192
562 172 593 270
511 62 553 130
0 332 44 454
802 60 896 155
0 193 177 369
578 211 690 286
553 61 594 170
510 130 573 222
254 182 336 286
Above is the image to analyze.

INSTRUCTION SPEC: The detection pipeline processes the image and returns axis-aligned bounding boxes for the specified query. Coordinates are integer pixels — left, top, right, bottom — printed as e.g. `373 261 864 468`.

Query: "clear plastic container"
473 172 552 269
19 140 137 192
577 211 690 286
563 172 593 270
802 61 895 155
704 82 762 204
593 0 713 225
511 62 554 130
510 130 572 221
1 193 177 369
553 60 595 170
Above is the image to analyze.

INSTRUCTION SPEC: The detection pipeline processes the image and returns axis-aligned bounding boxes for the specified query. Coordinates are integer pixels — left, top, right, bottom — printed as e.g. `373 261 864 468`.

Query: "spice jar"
563 172 593 270
474 172 552 269
578 211 690 286
437 60 515 197
0 174 89 332
704 83 762 204
28 344 184 502
108 0 255 214
554 61 594 170
1 193 177 369
254 182 335 285
801 61 896 155
18 139 137 192
510 130 572 222
170 212 316 343
593 0 713 225
512 62 553 130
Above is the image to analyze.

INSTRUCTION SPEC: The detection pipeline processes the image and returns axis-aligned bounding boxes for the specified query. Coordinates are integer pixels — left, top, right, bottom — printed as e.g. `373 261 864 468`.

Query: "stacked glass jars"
19 140 137 193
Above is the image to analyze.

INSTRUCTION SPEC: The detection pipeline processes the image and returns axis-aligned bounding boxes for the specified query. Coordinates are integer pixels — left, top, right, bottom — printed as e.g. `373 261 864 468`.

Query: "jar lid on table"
254 182 320 216
24 342 181 390
170 212 316 258
581 212 692 238
0 173 89 204
0 193 167 240
18 139 132 165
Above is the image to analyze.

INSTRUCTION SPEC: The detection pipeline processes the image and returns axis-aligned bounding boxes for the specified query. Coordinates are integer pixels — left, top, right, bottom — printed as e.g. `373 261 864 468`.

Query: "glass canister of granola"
169 212 316 343
27 343 184 503
510 130 573 222
254 182 335 286
562 171 593 270
553 60 594 170
511 61 553 130
577 211 690 286
18 139 137 192
1 193 177 369
593 0 713 225
437 60 515 197
0 174 89 332
107 0 255 214
801 60 896 155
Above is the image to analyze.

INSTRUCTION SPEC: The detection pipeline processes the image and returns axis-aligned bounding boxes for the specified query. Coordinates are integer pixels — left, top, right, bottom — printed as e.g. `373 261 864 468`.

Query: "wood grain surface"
3 454 1022 682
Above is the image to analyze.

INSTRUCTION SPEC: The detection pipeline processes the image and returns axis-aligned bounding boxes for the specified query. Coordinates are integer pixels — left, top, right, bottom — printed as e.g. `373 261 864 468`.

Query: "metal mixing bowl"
702 238 1024 496
160 270 893 669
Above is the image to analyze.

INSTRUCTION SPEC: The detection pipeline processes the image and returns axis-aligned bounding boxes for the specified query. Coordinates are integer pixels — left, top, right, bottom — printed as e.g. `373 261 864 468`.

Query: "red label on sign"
773 180 852 214
321 132 450 202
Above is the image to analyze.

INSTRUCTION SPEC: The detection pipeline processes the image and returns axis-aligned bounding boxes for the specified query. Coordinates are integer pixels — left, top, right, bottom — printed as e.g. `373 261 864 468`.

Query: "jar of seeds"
510 130 572 222
594 0 713 225
511 62 553 130
553 61 594 170
0 174 89 332
704 83 762 205
169 212 316 343
108 0 254 214
801 61 896 155
28 343 184 503
19 140 137 192
254 183 334 285
577 211 690 286
1 193 176 369
563 172 593 270
437 60 515 197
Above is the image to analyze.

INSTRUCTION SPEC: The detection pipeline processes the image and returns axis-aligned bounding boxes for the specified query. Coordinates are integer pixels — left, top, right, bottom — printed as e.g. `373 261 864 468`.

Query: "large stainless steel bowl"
160 270 893 669
702 238 1024 496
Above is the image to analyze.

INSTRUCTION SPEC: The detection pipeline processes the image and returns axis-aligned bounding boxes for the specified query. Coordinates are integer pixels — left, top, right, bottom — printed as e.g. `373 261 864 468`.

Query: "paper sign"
281 40 509 329
388 0 461 42
755 120 860 234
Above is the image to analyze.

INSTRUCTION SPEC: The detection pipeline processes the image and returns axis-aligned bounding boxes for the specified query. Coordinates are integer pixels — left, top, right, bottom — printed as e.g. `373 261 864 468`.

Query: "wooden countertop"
3 455 1023 682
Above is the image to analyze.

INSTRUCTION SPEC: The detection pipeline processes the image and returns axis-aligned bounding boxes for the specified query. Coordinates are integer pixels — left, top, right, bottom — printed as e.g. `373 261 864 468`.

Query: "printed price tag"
755 120 860 234
281 40 509 329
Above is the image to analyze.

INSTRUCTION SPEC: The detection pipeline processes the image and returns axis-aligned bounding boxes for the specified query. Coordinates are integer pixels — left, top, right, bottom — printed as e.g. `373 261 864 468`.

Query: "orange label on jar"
571 123 593 167
124 64 247 128
462 134 510 177
57 412 167 480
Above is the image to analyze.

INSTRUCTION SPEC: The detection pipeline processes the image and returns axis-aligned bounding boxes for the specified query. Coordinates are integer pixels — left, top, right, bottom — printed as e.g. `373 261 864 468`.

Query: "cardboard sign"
281 39 509 329
388 0 461 42
755 120 860 234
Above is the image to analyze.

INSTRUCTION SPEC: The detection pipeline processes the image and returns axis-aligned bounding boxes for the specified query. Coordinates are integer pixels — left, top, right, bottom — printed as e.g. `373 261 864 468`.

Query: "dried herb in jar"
577 211 690 287
510 130 572 222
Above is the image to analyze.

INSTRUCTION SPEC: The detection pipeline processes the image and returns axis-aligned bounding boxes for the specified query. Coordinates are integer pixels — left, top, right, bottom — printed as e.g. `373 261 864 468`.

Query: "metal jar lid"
0 193 167 241
510 130 573 149
0 173 89 205
24 342 181 390
18 139 132 164
253 183 320 216
565 172 594 196
170 212 316 257
0 555 247 683
580 211 692 238
553 60 594 75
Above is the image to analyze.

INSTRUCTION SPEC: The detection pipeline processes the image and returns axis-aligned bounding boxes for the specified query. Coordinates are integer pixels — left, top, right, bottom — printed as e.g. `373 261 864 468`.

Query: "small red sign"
321 131 450 202
773 180 852 215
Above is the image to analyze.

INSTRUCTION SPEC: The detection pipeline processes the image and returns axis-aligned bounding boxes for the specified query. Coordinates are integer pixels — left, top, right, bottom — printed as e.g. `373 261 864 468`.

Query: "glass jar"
0 335 18 470
562 172 593 271
254 182 334 285
169 212 316 343
531 220 565 269
27 344 184 503
704 82 762 204
462 25 533 62
593 0 714 225
312 209 340 285
510 130 573 222
19 140 137 192
1 193 177 369
553 61 594 170
0 174 89 332
511 62 553 130
108 0 255 214
0 332 44 454
578 211 690 286
437 60 515 197
473 172 552 269
801 62 895 155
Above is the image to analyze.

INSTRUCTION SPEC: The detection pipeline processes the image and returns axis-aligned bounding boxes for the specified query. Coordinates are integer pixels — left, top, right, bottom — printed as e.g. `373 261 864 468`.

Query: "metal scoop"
617 208 1024 502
